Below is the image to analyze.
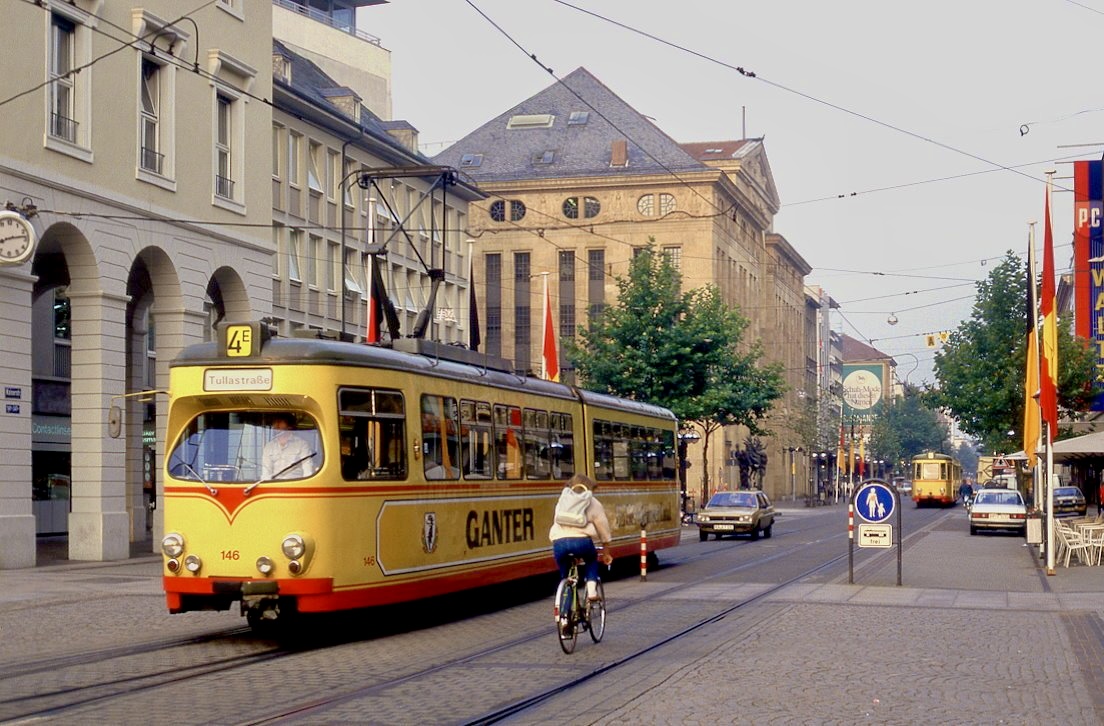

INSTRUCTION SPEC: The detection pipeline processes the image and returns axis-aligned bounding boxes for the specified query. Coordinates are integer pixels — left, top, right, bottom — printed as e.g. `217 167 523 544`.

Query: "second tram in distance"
910 451 962 507
157 322 680 627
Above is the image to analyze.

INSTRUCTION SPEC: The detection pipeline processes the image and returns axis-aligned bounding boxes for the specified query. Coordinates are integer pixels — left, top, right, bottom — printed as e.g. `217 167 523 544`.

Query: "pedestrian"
1098 478 1104 516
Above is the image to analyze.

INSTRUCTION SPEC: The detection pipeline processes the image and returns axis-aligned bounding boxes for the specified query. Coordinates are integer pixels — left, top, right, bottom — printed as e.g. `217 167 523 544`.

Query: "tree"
569 243 786 499
930 251 1095 452
868 384 948 472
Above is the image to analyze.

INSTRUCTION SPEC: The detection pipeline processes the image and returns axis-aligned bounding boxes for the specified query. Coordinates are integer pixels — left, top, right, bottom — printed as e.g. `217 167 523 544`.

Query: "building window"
288 229 303 283
563 196 600 219
49 14 77 143
663 246 682 272
515 251 530 282
659 193 676 215
287 132 301 188
559 251 575 281
139 57 162 174
489 199 526 223
588 250 604 281
637 193 676 217
560 304 575 340
307 141 323 192
459 153 483 168
568 111 590 125
271 123 282 178
214 94 234 199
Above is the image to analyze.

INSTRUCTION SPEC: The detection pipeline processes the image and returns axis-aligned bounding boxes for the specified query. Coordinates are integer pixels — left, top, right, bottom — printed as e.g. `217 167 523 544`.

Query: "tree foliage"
930 250 1096 452
868 384 948 472
568 244 786 495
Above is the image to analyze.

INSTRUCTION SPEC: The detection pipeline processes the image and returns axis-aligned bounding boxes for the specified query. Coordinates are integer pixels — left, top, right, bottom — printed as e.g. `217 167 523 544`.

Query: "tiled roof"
273 39 427 163
431 67 709 182
679 140 754 161
841 334 893 363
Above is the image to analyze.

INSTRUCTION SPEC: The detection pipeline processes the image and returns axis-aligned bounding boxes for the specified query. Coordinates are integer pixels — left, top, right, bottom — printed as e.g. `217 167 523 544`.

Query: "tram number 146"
221 550 241 561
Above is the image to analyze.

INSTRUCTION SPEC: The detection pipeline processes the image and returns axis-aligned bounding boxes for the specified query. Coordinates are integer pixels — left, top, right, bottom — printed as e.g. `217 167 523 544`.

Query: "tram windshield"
167 411 322 484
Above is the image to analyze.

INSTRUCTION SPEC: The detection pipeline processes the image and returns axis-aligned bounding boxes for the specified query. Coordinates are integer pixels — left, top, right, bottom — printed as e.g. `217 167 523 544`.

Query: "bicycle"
553 550 606 654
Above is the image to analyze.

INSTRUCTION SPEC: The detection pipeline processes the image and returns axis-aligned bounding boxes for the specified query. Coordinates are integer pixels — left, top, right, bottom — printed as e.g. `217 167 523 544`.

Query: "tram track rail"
1 506 956 724
233 508 915 725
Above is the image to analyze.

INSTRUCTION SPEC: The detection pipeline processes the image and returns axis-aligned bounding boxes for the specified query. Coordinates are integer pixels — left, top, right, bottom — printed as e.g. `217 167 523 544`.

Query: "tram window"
612 440 631 480
421 394 460 480
551 413 574 479
167 411 322 484
338 387 407 481
593 419 613 481
630 426 649 480
523 408 551 479
461 399 494 479
494 404 523 480
661 429 676 481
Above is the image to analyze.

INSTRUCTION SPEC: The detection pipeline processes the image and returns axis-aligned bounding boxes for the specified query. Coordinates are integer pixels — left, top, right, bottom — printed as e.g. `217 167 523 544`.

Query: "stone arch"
205 265 251 332
125 247 182 542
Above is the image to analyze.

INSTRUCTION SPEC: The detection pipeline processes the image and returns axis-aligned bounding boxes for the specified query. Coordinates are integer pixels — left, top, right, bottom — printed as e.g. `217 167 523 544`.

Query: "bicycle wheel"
587 580 606 643
554 578 577 654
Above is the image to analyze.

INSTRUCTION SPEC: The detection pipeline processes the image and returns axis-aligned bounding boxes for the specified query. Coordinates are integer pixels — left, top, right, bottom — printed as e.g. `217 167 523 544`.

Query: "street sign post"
848 478 903 585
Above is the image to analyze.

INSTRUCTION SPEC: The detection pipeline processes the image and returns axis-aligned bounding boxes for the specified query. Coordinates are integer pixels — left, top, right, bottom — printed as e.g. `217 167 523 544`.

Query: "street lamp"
678 428 701 514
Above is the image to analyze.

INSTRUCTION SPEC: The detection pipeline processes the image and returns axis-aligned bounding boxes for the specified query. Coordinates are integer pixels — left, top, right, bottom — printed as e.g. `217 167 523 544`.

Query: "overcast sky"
361 0 1104 384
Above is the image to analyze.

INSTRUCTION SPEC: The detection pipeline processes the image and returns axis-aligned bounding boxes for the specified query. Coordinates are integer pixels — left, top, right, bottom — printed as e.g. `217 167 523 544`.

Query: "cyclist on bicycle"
550 474 613 601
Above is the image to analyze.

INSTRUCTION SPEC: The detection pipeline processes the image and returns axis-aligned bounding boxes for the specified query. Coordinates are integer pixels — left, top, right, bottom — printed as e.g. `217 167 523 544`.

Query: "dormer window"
459 153 483 168
507 113 555 129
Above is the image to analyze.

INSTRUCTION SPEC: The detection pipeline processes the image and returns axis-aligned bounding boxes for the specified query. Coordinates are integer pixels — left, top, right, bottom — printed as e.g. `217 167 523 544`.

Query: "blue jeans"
553 537 599 584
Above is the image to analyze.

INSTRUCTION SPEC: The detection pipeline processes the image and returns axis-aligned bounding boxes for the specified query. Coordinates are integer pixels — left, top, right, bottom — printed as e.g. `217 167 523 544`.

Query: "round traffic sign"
854 482 895 523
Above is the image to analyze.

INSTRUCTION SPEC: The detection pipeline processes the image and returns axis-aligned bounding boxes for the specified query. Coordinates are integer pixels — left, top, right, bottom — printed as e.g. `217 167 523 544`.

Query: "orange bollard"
640 526 647 582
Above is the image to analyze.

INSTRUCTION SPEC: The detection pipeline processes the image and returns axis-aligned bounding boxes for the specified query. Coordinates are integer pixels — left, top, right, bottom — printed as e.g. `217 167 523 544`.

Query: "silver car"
697 490 775 541
968 489 1027 535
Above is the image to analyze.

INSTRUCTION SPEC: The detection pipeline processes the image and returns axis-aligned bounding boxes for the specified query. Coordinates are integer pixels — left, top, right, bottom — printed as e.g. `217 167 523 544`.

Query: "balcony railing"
50 113 78 143
215 174 235 199
272 0 381 45
140 146 164 175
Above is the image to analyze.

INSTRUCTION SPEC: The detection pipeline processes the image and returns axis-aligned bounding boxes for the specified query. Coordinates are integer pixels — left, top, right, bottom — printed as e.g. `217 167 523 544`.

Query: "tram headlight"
281 534 306 560
162 533 185 558
256 556 275 576
184 554 202 573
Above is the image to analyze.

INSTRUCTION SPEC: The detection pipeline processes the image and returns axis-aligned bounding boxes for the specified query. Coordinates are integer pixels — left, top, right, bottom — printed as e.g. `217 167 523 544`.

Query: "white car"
968 489 1027 535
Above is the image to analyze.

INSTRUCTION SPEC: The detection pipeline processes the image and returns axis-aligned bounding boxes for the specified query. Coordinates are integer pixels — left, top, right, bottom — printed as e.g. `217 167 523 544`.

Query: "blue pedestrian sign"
855 482 895 523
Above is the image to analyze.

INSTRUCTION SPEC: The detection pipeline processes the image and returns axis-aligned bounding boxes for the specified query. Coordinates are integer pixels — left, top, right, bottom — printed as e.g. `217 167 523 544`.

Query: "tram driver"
262 413 317 480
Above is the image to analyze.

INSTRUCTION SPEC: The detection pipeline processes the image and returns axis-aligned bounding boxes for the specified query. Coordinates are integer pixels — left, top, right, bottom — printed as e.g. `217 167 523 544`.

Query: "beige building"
433 68 812 504
0 0 477 568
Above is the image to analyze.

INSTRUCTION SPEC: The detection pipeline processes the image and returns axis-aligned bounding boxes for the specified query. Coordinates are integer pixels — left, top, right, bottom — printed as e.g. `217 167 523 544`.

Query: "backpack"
554 485 592 527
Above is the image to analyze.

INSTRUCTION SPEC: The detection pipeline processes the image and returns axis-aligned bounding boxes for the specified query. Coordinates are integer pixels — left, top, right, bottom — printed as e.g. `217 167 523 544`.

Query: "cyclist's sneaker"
586 580 599 600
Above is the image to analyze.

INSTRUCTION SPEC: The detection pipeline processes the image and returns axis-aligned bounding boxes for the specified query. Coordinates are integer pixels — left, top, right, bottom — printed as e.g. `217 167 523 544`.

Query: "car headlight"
162 532 185 558
699 515 710 523
282 533 306 560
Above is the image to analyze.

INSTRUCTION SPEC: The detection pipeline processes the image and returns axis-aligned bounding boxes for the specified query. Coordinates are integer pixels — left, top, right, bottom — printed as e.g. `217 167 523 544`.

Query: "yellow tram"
910 451 962 507
158 322 679 626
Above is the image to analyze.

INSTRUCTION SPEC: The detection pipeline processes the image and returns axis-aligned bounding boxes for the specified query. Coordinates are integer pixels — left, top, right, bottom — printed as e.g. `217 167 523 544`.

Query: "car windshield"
708 492 758 508
976 491 1023 506
1054 487 1082 498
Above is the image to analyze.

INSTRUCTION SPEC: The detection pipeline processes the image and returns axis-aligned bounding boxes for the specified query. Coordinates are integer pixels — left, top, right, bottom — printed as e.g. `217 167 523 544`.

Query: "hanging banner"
1074 160 1104 409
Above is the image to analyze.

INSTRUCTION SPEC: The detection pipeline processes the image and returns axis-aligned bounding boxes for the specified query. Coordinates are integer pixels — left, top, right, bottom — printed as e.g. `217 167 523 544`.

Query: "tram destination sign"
204 368 273 392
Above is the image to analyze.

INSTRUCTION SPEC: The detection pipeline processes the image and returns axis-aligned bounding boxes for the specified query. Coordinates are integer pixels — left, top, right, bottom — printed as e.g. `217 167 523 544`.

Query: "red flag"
366 254 380 344
1023 229 1040 469
1040 182 1059 441
541 275 559 382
